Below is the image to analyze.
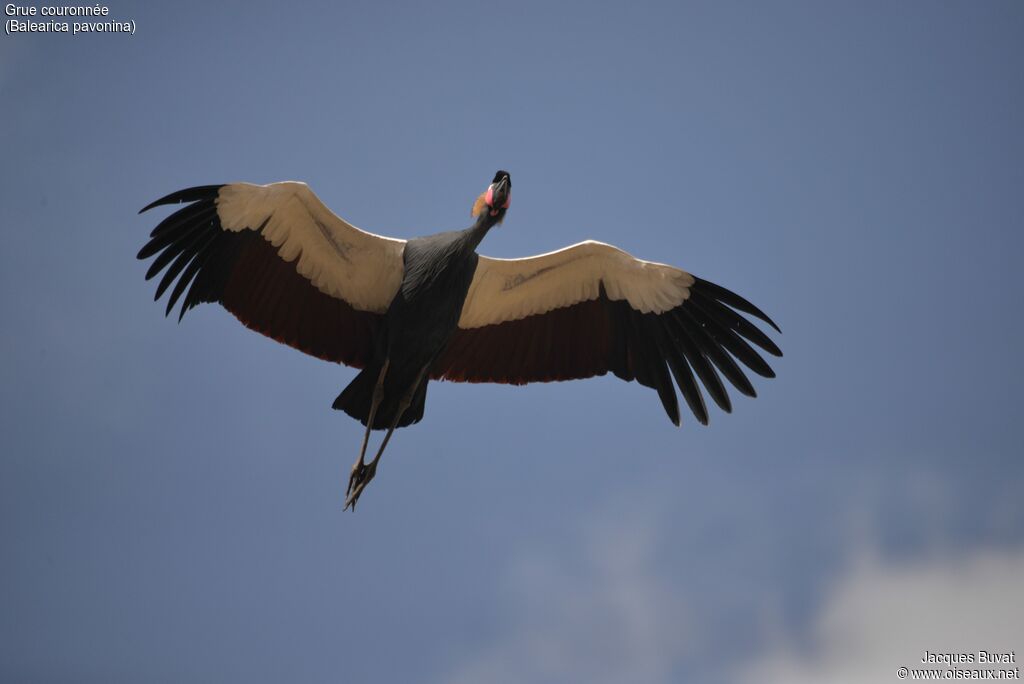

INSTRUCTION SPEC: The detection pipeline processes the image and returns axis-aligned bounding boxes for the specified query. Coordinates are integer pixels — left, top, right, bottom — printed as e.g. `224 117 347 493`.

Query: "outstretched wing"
137 182 406 368
432 240 782 425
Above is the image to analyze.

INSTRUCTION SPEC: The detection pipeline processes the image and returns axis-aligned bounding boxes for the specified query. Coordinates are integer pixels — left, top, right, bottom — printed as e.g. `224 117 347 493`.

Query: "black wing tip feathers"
692 276 782 334
138 186 227 321
654 274 783 425
139 184 225 214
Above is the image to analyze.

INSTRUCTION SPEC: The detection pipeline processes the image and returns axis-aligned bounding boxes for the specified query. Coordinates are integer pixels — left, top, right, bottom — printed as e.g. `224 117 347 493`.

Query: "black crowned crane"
137 170 781 509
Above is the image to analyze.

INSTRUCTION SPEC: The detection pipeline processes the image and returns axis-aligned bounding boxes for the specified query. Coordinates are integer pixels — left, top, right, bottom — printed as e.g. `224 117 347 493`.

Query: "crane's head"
471 170 512 223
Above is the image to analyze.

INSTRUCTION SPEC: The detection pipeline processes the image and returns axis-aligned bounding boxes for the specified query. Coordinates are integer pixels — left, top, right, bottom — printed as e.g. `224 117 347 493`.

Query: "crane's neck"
460 211 503 252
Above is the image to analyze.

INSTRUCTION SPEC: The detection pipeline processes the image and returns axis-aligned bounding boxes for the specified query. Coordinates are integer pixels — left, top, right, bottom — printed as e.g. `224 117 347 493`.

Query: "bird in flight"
138 170 781 509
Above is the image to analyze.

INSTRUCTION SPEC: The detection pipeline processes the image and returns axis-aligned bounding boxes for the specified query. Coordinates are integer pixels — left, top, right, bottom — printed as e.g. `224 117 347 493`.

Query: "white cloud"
440 511 695 684
739 546 1024 684
435 478 1024 684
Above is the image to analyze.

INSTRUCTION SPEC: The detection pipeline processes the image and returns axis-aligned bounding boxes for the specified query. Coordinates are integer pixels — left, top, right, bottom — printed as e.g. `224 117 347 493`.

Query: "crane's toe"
344 459 377 511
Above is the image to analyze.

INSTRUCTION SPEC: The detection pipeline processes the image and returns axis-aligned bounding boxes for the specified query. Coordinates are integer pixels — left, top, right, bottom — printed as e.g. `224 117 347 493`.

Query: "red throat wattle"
484 185 511 216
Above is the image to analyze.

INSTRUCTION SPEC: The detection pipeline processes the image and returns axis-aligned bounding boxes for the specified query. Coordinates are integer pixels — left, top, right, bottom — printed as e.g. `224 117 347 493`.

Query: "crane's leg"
345 359 389 504
344 365 428 511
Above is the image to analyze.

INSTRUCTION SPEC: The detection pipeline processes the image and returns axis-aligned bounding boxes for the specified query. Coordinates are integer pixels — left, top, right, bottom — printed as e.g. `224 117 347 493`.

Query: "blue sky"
2 2 1023 682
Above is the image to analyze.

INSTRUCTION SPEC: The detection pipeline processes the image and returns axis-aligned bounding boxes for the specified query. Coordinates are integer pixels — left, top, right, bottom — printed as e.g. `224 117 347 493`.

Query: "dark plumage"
333 218 491 429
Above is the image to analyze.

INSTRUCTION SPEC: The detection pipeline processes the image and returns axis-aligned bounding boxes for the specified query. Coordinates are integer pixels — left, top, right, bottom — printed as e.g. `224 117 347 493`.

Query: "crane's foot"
344 458 377 511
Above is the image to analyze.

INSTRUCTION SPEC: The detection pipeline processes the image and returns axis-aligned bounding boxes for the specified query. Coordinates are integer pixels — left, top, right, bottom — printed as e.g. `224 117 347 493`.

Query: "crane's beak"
487 176 511 211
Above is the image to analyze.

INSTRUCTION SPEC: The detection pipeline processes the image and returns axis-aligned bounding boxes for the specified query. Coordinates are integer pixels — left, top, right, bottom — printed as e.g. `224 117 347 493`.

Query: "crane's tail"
332 364 428 430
